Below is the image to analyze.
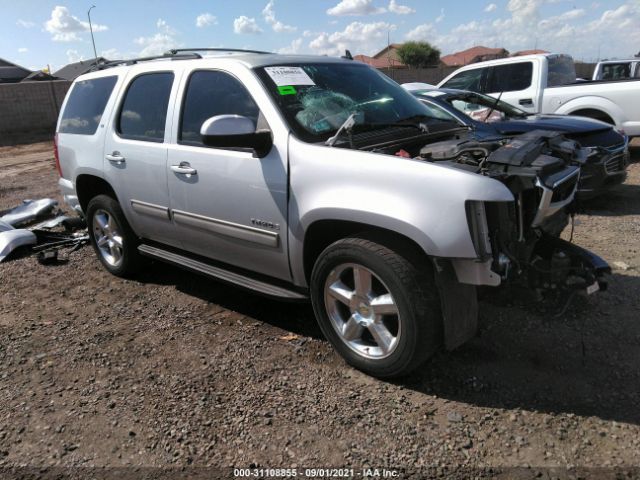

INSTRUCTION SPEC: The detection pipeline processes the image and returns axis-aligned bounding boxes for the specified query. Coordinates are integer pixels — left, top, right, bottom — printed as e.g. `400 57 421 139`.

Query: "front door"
103 70 182 247
167 69 290 281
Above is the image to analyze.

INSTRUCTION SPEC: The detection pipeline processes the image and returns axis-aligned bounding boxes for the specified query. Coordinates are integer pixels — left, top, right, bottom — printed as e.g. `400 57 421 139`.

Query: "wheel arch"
301 219 432 286
75 174 118 213
554 96 623 127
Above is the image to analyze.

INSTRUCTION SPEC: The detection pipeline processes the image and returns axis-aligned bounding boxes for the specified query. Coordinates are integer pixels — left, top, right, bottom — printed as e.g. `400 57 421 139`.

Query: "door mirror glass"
200 115 272 158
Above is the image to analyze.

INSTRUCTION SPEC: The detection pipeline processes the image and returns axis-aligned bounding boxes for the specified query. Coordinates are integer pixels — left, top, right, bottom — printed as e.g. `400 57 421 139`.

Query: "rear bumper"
58 177 82 215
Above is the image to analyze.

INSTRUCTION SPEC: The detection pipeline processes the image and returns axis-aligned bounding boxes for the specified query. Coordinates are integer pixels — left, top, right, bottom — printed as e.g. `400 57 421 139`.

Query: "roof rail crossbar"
165 48 272 56
89 52 202 72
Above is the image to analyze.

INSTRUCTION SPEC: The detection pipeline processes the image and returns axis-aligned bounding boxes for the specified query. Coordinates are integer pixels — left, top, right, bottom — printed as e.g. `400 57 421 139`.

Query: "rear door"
103 68 183 247
166 67 290 281
484 61 540 114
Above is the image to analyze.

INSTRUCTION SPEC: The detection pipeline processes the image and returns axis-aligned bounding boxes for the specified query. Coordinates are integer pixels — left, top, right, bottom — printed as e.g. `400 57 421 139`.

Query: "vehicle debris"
0 198 58 227
0 220 37 262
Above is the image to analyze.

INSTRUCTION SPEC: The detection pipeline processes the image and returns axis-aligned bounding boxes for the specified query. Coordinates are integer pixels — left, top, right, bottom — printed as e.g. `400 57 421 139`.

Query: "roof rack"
166 48 272 55
88 48 272 73
90 52 202 72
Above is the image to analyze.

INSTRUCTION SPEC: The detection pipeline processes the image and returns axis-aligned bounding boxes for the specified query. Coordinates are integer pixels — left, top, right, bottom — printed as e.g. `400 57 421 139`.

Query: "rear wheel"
86 194 141 277
310 235 442 378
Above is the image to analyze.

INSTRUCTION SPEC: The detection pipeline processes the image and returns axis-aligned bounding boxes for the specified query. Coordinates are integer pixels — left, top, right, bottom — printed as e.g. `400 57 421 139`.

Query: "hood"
491 115 612 136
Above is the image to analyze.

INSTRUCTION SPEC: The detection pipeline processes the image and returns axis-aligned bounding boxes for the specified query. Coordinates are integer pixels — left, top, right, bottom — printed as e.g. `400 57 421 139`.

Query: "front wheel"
310 235 442 378
86 194 141 277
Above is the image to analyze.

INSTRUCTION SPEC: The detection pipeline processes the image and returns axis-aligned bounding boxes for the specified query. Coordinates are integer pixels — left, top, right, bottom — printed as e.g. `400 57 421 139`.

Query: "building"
54 57 108 81
440 46 509 67
354 44 407 69
0 58 32 84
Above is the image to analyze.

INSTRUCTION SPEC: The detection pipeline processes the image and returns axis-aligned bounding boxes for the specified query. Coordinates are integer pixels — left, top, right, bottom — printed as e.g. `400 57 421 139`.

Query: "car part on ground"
0 198 58 227
0 220 37 262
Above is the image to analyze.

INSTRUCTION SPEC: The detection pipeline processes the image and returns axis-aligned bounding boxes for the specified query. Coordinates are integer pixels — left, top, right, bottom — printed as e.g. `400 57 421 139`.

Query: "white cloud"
134 19 180 56
135 33 178 56
44 6 107 42
309 21 396 56
278 38 304 54
233 16 262 34
196 13 217 28
327 0 386 16
16 19 35 28
388 0 414 15
66 49 83 63
484 3 497 13
435 8 445 23
404 0 640 62
101 48 121 59
18 47 29 53
262 1 297 33
405 23 437 42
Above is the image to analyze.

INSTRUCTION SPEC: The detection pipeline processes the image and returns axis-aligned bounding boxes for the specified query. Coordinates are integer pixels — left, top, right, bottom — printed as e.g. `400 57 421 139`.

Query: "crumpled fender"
0 220 37 262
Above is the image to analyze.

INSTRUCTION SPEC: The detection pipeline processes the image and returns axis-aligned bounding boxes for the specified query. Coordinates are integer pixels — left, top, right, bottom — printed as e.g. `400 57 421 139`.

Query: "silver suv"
55 49 609 378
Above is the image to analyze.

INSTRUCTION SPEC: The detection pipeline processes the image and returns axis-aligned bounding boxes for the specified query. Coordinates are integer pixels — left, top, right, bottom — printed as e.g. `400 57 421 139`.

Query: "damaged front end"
419 130 610 297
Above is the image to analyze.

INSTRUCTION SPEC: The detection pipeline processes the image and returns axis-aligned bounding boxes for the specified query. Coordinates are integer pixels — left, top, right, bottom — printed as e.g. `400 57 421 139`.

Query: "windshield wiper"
483 91 504 122
325 112 360 147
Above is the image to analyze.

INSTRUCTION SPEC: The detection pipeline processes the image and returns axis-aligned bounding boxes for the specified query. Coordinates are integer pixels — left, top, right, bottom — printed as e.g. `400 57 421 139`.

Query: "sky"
1 0 639 72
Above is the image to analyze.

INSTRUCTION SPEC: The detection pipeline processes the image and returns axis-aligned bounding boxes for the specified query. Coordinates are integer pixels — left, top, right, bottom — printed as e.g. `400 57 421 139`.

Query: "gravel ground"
0 141 639 479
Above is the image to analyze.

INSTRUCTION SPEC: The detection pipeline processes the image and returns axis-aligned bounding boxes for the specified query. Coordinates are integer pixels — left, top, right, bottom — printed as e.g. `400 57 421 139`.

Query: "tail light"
54 133 62 177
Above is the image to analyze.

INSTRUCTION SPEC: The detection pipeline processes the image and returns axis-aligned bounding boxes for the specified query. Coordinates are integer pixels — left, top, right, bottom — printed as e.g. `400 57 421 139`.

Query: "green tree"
397 41 441 68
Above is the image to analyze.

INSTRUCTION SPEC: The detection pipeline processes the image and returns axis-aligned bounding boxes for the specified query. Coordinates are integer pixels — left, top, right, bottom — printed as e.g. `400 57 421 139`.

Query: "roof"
512 49 549 57
54 57 108 81
21 70 58 82
0 57 31 83
440 46 509 67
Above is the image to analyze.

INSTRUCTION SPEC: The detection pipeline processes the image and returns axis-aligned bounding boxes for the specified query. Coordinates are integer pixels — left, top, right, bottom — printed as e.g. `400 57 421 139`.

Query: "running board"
138 244 308 301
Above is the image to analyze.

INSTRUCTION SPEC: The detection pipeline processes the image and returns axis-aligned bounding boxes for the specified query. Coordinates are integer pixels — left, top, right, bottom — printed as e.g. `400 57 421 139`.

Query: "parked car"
438 53 640 137
55 49 609 378
592 59 640 81
402 84 629 199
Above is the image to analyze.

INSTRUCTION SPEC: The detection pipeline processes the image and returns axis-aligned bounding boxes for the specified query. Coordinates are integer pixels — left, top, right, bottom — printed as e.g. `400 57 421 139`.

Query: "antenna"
87 6 98 64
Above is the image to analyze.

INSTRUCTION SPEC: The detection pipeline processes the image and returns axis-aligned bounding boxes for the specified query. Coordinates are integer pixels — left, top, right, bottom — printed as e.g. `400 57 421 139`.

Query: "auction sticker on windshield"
264 66 315 86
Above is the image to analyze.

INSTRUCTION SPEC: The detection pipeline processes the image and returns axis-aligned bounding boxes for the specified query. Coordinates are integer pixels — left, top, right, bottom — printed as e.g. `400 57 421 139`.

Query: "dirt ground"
0 141 639 479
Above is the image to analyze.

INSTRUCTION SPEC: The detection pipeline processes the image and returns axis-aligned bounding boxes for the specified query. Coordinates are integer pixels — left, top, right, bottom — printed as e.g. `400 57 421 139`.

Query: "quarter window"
59 76 117 135
180 70 260 146
118 72 174 142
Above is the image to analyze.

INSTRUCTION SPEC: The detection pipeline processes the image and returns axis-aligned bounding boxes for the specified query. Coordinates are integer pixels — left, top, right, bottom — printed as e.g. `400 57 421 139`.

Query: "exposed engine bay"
349 128 611 296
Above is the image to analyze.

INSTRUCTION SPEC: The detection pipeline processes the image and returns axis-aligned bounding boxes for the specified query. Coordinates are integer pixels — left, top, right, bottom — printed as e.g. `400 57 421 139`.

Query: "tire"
86 194 141 278
310 235 442 378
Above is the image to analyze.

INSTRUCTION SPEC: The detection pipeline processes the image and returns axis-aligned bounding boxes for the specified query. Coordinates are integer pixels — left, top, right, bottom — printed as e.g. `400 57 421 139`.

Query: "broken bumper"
58 177 82 214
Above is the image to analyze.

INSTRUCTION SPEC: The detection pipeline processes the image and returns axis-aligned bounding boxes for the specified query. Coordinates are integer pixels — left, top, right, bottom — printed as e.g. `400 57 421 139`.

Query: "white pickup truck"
592 59 640 81
438 53 640 136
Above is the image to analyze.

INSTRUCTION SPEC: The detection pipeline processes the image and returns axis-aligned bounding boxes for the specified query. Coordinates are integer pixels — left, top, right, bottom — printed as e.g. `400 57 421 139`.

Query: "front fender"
287 136 514 286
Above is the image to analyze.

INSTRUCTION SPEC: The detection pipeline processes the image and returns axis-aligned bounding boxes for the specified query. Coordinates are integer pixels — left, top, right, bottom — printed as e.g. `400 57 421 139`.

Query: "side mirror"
200 115 272 158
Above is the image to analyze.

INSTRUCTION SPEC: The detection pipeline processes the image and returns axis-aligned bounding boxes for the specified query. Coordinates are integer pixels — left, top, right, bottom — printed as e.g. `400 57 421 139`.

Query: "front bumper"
578 141 629 200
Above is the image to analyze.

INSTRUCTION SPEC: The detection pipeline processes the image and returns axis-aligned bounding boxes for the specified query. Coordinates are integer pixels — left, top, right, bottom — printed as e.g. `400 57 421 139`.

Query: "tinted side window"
118 72 174 142
59 76 117 135
601 63 631 80
487 62 533 93
441 68 485 92
180 70 260 145
547 56 576 86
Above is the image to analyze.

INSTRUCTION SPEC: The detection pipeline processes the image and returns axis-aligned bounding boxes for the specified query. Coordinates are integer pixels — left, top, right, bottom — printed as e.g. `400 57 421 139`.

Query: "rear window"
547 56 576 86
59 76 117 135
487 62 533 93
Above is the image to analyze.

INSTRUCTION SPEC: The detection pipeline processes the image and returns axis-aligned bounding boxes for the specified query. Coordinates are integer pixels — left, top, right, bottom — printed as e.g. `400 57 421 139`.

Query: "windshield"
444 91 528 122
256 63 456 142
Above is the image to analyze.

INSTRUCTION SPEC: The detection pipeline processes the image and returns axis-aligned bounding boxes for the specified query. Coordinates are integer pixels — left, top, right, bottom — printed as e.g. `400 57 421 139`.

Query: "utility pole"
88 5 98 63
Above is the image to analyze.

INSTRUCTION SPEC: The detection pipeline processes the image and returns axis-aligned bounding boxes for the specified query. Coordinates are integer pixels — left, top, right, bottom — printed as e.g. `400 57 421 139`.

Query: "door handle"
519 98 534 106
170 162 197 176
106 152 125 165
